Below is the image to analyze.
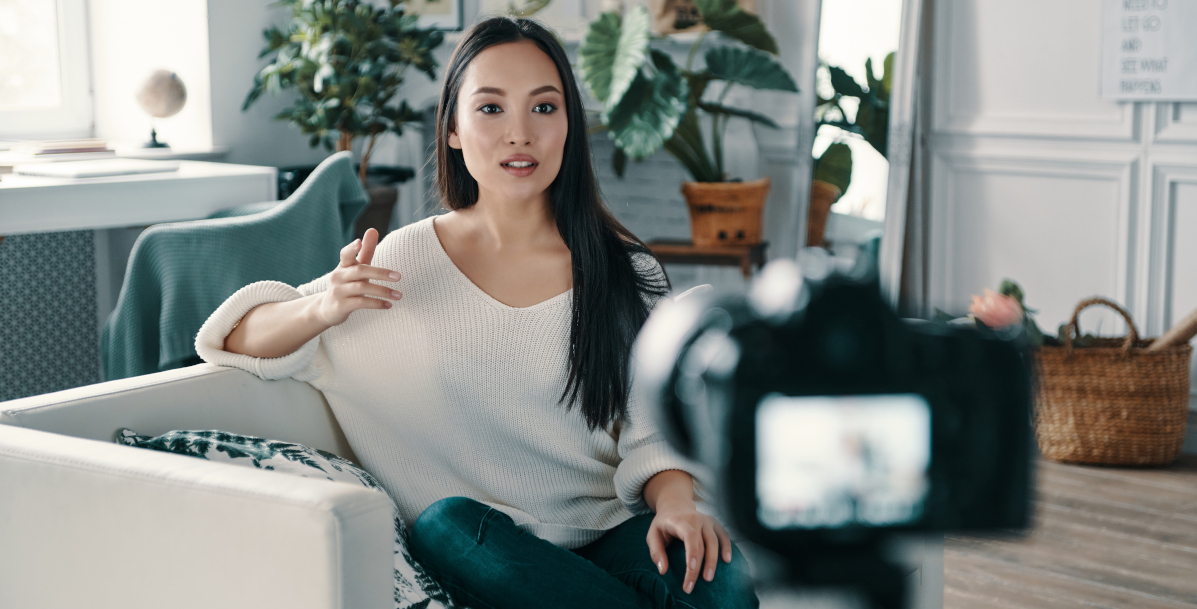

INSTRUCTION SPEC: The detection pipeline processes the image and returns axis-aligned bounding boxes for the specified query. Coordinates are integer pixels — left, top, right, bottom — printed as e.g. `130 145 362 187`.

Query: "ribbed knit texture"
195 217 713 548
102 152 367 381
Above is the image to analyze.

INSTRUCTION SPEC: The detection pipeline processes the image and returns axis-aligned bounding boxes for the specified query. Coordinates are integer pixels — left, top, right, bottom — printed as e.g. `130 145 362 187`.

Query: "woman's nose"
505 114 533 146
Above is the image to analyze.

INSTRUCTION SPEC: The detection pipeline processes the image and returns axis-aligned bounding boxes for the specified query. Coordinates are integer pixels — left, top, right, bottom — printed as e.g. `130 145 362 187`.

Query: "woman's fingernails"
684 581 694 594
391 291 401 298
389 272 399 280
705 568 714 581
657 560 664 574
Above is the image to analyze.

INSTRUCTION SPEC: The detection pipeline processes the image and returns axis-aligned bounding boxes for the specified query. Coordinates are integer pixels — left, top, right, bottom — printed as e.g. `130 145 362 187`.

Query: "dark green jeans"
408 497 759 609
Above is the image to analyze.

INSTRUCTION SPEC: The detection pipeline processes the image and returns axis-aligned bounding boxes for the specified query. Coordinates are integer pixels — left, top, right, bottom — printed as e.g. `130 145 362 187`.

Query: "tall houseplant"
577 0 797 247
243 0 444 187
807 54 892 246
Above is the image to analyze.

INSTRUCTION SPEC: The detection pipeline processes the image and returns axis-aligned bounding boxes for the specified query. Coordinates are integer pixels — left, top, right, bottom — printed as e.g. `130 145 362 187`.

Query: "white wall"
925 0 1197 405
89 0 213 150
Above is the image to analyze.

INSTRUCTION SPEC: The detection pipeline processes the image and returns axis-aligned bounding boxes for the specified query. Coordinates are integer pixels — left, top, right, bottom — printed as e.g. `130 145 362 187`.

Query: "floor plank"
945 455 1197 609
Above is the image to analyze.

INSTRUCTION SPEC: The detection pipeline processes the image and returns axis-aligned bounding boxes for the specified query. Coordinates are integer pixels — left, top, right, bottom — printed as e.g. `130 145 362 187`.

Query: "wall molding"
1153 103 1197 144
932 1 1139 142
928 153 1138 319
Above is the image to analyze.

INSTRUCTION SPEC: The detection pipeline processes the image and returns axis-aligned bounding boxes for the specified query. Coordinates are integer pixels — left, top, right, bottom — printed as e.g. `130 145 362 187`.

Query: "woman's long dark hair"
435 16 668 431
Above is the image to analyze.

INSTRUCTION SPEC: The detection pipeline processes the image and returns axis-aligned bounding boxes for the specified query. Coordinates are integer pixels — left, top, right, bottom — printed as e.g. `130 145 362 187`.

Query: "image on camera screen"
756 394 931 530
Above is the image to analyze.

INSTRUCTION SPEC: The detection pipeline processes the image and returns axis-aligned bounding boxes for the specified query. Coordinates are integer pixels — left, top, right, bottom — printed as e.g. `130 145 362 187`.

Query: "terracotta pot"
807 179 842 248
681 178 771 247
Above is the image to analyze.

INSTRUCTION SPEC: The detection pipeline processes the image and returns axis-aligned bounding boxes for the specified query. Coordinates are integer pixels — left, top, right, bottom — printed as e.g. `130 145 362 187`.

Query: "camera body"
634 261 1033 603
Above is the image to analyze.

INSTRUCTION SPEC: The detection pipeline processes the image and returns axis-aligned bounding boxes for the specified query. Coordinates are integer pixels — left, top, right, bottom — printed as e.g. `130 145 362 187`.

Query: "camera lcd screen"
756 394 931 530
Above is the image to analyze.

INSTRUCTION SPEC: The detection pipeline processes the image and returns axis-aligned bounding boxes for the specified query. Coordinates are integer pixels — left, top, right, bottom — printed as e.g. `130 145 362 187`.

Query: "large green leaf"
694 0 778 55
814 142 853 193
704 46 797 92
827 65 866 98
697 102 778 128
577 7 651 108
605 50 689 161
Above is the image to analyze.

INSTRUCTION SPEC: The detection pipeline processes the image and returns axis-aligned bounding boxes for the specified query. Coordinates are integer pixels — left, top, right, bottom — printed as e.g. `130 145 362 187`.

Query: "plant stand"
647 240 768 279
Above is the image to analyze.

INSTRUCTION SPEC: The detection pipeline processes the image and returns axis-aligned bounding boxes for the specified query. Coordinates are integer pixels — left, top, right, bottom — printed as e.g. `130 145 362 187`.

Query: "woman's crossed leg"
408 497 759 609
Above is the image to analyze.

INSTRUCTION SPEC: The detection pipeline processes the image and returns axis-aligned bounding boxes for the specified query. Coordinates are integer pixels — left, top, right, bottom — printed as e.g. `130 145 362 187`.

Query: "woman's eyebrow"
470 85 561 96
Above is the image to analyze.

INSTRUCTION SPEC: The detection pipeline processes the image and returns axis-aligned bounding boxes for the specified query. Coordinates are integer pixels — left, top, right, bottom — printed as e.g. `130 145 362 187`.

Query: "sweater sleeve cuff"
194 281 320 381
614 440 713 515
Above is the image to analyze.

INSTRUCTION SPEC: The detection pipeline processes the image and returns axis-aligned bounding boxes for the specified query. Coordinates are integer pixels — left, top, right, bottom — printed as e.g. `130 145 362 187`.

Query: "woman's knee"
409 496 493 559
670 542 758 609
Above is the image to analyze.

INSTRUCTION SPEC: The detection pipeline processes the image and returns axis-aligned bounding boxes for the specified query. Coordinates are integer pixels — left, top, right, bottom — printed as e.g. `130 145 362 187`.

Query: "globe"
136 70 187 119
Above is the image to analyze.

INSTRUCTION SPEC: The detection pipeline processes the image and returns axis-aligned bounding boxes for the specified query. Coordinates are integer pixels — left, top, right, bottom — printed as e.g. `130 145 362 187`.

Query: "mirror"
807 0 923 305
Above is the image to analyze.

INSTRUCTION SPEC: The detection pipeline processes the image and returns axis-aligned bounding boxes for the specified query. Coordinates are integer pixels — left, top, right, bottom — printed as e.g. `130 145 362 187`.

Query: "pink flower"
969 289 1023 329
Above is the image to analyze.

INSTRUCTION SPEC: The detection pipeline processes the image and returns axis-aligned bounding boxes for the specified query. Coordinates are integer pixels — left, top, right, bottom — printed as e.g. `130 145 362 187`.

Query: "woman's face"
449 40 568 206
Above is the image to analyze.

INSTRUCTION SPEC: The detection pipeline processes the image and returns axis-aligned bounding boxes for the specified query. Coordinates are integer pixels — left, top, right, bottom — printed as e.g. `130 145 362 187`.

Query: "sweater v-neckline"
425 216 572 312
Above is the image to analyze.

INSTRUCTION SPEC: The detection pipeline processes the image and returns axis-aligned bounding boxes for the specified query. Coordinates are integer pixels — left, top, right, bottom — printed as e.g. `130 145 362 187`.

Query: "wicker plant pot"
681 178 771 247
807 179 842 248
1033 298 1192 466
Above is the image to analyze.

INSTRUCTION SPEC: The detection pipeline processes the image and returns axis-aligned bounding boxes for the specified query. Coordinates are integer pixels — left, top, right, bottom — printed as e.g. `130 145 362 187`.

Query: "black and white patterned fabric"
115 429 457 609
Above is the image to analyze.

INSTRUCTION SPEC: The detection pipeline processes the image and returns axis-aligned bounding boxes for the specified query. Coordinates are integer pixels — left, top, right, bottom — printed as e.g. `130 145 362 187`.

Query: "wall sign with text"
1101 0 1197 100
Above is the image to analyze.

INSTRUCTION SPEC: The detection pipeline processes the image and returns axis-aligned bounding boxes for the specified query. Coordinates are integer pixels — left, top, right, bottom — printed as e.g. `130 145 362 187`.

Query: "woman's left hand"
647 501 733 594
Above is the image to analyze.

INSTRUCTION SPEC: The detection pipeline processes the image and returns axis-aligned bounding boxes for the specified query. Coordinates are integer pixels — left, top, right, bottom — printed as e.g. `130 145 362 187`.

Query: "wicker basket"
1034 298 1192 466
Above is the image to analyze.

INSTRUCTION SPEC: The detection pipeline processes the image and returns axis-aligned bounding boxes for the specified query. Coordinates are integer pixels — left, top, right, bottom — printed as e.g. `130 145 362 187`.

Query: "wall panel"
933 0 1136 140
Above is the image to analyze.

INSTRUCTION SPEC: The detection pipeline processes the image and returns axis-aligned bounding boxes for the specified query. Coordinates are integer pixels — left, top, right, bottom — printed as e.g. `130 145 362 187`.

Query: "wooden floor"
945 455 1197 609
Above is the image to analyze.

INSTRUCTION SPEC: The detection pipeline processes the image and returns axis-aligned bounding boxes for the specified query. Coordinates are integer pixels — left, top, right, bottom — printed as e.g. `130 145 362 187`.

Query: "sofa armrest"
0 363 357 463
0 425 393 609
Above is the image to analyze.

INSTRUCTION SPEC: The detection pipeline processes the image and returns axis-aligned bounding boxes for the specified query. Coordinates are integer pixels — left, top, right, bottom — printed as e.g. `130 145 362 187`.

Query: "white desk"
0 161 277 236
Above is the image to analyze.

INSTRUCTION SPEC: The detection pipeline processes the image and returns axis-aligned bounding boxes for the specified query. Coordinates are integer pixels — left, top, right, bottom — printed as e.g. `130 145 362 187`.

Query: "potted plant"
577 0 797 247
243 0 443 235
807 54 892 246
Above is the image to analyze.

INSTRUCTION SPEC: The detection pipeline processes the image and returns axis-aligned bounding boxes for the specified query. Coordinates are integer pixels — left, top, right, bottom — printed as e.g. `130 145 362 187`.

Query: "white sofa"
0 363 393 609
0 362 943 609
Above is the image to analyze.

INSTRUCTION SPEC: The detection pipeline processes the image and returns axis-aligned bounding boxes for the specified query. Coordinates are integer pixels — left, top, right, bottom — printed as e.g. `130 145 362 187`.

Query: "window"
0 0 92 139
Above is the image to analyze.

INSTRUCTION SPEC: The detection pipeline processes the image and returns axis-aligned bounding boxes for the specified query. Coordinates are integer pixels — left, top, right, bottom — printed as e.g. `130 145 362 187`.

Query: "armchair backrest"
0 364 358 464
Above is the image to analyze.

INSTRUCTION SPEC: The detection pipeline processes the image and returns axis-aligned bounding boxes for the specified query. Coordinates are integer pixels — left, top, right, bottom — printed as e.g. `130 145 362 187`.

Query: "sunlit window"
0 0 64 109
0 0 91 139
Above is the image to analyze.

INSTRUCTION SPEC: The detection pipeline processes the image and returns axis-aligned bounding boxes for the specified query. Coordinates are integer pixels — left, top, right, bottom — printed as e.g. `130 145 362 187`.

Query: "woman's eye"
479 104 502 114
534 103 557 114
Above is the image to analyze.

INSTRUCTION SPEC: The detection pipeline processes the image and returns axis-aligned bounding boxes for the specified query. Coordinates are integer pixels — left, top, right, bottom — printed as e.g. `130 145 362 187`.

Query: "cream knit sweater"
194 216 711 549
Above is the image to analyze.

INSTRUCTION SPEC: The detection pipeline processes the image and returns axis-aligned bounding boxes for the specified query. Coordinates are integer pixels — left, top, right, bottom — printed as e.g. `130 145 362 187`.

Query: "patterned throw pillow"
116 429 458 609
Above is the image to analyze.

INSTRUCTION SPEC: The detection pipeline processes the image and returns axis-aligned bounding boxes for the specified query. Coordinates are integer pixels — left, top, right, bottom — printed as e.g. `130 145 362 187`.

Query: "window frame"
0 0 93 140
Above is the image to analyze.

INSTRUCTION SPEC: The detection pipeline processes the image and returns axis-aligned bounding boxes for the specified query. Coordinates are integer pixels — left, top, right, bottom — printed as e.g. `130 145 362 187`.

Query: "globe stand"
143 127 169 149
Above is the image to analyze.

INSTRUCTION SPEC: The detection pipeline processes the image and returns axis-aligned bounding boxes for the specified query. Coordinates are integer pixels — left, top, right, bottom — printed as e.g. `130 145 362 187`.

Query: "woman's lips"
501 154 538 177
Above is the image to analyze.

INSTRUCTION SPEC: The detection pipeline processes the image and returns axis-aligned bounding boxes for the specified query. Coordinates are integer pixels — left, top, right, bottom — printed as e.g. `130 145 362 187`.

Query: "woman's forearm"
643 469 696 513
222 294 332 359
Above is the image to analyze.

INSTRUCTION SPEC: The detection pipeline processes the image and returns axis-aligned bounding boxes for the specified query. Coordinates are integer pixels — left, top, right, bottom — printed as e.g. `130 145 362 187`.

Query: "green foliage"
578 3 795 183
243 0 443 156
816 52 893 159
813 142 852 193
694 0 779 54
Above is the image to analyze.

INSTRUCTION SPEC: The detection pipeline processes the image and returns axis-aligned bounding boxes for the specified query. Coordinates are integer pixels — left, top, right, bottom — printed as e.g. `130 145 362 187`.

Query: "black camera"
634 260 1034 608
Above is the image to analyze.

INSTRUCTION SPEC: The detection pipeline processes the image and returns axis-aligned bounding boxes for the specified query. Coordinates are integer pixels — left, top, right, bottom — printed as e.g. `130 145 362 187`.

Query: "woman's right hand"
312 228 402 327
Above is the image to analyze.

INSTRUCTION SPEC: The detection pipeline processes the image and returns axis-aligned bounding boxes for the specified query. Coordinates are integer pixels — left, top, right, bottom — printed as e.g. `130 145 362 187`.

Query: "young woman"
196 16 758 609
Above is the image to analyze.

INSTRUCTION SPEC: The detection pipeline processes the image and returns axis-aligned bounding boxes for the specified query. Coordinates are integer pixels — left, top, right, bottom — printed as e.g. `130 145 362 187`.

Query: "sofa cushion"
116 428 458 609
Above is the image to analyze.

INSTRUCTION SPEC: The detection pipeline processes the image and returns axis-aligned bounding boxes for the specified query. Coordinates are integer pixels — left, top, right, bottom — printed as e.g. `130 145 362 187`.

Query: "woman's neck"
460 188 558 250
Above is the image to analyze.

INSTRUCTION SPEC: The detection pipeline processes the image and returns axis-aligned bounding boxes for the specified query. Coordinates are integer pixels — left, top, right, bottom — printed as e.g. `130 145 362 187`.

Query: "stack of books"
0 139 117 174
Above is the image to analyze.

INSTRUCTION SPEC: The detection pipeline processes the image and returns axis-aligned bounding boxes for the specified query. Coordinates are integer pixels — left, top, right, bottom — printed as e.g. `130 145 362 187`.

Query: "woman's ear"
448 130 462 150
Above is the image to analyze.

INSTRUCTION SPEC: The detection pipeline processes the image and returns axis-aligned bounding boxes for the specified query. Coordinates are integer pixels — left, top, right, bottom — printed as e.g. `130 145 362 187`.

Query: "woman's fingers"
645 525 669 576
339 238 362 268
334 280 401 301
342 263 400 283
715 522 732 563
346 295 392 310
357 228 379 265
679 523 703 594
701 523 719 582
